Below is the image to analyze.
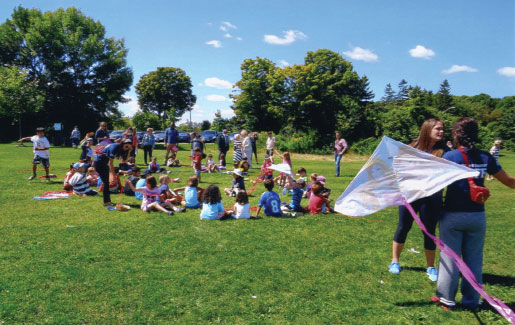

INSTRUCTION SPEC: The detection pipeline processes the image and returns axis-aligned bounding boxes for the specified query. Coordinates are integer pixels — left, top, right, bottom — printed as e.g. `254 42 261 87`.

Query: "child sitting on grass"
227 190 251 219
258 155 274 181
123 167 141 196
148 156 166 173
281 176 307 214
158 174 184 210
307 181 332 214
86 166 99 187
224 169 246 197
167 153 181 167
69 163 98 196
254 179 283 217
63 164 75 191
239 158 250 175
206 154 219 173
174 176 204 209
125 176 173 215
218 153 226 171
305 173 318 198
99 167 121 193
296 167 308 182
200 185 230 220
190 147 203 181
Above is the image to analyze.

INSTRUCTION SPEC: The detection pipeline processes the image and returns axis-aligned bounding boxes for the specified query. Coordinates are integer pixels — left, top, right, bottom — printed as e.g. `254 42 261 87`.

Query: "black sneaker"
28 175 36 180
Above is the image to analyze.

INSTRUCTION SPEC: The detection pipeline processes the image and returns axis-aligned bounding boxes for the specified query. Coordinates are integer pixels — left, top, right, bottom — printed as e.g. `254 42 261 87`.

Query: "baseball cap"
316 176 326 185
73 162 87 170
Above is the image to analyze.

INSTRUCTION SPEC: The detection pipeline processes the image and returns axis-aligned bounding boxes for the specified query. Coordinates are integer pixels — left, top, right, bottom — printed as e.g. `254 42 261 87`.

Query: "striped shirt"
490 146 500 161
69 172 91 194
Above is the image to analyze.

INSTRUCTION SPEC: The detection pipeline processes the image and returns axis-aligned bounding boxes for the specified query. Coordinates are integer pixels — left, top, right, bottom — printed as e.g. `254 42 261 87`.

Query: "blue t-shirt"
443 148 501 212
94 143 126 164
200 202 224 219
165 128 178 144
258 191 282 217
185 186 200 208
134 178 146 200
94 129 109 144
289 187 303 210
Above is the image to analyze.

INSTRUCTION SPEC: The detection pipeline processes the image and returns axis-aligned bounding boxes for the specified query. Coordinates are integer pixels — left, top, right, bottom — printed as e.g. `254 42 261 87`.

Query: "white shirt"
234 202 251 219
266 136 276 150
31 135 50 158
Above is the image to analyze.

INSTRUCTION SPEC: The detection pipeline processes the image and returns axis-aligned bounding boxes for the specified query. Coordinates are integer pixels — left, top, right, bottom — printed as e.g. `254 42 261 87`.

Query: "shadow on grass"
483 273 515 287
402 266 426 273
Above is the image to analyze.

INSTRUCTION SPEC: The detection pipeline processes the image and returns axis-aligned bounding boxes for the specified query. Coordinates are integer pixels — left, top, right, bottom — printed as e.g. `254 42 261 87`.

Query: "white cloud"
221 109 235 118
497 66 515 77
224 33 232 38
279 60 290 67
220 21 237 32
236 37 243 41
342 46 378 62
118 96 139 117
409 45 435 59
205 40 221 48
264 30 307 45
197 82 203 87
206 94 227 102
204 77 233 89
442 65 478 74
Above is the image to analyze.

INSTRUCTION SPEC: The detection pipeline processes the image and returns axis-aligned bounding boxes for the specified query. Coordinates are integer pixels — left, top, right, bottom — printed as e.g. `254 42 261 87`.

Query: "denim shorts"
33 155 50 168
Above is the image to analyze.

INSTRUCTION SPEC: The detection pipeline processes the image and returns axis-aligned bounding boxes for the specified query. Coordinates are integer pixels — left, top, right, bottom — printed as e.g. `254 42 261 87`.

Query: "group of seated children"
63 162 98 196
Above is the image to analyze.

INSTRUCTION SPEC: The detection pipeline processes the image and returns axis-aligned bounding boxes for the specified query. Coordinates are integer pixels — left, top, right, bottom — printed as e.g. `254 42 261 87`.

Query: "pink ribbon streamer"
403 198 515 324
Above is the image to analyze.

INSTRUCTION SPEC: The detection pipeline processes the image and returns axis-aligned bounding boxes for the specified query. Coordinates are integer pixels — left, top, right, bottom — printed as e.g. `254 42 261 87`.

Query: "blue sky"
1 0 514 124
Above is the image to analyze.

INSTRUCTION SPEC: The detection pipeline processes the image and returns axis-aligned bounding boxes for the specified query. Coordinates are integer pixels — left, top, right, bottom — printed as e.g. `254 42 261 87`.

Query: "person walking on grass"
334 131 348 177
164 122 179 165
388 118 449 281
434 118 515 310
70 126 81 149
93 139 133 206
18 127 51 180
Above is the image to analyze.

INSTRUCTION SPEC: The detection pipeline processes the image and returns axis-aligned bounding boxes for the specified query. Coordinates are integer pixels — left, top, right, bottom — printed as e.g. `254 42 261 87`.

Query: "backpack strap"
458 147 470 167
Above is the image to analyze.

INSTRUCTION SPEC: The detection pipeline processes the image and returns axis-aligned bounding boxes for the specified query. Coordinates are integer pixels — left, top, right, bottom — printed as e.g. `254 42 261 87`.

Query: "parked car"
109 130 124 142
201 130 217 143
178 131 190 143
229 132 240 142
153 131 165 142
136 131 145 143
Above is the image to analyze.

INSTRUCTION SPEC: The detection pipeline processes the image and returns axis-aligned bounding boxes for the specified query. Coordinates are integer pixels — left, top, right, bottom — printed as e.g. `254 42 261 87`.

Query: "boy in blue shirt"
255 179 283 217
282 176 307 214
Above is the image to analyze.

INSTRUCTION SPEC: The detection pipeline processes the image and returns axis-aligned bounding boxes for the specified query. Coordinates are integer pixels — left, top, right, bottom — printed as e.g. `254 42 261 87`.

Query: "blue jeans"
334 154 342 176
436 211 486 308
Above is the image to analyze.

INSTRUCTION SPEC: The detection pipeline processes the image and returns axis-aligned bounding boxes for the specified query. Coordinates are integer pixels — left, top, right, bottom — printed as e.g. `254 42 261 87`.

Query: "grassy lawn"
0 142 513 324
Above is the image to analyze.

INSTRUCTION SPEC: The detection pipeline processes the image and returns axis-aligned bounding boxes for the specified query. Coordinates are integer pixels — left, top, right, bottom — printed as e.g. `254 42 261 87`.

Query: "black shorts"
266 149 274 156
33 155 50 168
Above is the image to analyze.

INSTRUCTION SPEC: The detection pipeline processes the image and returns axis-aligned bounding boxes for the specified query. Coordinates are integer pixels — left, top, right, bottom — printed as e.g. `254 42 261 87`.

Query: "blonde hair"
158 174 169 185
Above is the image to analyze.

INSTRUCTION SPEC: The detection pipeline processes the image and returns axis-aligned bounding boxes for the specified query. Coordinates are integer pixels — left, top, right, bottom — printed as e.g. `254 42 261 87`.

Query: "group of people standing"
387 117 515 310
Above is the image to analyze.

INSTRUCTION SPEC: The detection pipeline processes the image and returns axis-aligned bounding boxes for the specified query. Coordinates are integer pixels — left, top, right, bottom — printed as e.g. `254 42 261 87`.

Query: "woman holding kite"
389 118 449 281
435 118 515 309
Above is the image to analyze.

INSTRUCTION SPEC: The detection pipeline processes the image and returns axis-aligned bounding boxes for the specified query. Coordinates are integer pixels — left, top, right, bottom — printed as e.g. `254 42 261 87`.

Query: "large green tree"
0 66 44 138
135 67 196 121
0 6 133 134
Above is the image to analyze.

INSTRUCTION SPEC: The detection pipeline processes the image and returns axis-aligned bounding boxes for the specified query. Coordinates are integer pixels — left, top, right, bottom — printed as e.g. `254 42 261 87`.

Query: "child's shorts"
33 155 50 168
194 169 201 177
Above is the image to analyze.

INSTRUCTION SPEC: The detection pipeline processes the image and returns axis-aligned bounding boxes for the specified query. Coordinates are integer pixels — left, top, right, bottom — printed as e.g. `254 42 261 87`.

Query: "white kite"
334 136 514 323
268 163 293 177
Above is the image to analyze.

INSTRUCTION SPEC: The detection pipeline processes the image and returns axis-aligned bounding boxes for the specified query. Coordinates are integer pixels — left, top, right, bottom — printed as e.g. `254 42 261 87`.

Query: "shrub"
351 137 381 155
275 129 332 155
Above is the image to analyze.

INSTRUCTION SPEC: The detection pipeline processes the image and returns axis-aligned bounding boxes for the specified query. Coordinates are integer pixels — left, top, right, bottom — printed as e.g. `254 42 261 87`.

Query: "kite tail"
403 199 515 324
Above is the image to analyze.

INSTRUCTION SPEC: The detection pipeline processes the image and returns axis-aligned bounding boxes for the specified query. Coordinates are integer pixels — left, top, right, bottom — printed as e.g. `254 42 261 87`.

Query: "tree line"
1 7 513 153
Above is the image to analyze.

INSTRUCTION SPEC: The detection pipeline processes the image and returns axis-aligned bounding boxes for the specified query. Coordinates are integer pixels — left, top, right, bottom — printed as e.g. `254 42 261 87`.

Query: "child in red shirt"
191 147 203 182
307 181 332 214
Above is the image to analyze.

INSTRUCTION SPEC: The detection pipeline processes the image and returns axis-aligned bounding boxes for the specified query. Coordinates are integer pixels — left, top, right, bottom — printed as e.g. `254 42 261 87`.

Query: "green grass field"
0 143 513 324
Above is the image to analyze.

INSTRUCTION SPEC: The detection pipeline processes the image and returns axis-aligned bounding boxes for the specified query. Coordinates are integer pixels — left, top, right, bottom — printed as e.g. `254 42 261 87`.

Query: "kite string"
403 198 515 324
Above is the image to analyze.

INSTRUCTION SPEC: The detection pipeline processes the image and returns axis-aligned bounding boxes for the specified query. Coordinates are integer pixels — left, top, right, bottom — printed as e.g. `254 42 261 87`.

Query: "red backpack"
458 148 490 204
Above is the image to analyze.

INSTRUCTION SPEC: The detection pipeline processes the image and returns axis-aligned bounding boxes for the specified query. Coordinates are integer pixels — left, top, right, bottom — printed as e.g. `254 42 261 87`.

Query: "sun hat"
316 176 326 185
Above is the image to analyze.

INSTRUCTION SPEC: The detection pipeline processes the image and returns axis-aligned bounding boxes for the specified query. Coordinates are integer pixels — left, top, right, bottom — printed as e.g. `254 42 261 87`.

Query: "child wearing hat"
224 169 246 196
69 162 98 196
18 127 51 180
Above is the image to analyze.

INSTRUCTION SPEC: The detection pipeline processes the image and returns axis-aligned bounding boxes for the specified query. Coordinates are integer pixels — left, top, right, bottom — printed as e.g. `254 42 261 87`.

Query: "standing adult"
265 132 276 159
190 131 204 156
164 123 179 165
93 139 133 206
217 129 230 167
250 132 259 163
233 134 243 168
388 119 448 282
94 122 109 144
141 128 155 165
334 131 348 177
241 130 253 168
70 126 81 149
435 117 515 309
